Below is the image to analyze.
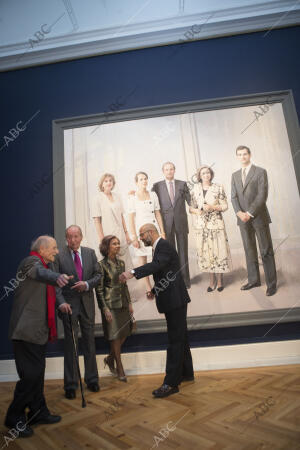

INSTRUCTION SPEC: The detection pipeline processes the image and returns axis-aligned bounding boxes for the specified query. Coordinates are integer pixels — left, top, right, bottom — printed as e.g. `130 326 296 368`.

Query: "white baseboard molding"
0 340 299 382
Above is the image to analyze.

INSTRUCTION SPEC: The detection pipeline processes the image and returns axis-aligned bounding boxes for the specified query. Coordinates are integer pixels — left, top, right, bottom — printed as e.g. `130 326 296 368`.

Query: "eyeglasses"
139 230 151 237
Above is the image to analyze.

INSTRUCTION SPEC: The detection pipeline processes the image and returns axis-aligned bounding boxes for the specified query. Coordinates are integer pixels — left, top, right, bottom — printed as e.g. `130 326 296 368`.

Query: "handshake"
119 271 134 283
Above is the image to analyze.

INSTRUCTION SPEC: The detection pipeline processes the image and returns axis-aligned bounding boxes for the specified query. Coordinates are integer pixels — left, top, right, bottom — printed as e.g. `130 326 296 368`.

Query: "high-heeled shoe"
207 283 217 292
118 374 127 382
116 365 127 382
117 369 127 382
104 355 117 376
217 286 224 292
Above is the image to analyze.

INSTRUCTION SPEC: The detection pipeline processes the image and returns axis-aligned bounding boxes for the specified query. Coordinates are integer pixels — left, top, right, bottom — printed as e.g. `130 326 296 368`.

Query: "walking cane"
68 313 86 408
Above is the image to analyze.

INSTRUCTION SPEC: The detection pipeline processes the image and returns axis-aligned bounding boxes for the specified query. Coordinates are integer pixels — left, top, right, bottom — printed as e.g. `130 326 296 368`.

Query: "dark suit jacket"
133 238 190 313
9 256 64 345
152 180 191 235
231 164 271 228
54 246 101 318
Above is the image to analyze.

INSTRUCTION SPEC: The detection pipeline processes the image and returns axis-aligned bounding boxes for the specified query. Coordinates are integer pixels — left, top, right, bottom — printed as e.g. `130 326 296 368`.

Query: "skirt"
101 306 132 341
195 227 232 273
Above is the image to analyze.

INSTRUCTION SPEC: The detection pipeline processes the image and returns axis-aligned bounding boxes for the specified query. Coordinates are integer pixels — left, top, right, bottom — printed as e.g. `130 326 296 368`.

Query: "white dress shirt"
241 163 252 182
240 163 254 218
165 179 175 200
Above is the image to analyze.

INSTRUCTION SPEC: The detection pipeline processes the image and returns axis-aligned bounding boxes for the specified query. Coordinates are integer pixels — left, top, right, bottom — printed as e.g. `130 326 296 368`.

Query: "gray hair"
65 225 83 237
31 235 54 252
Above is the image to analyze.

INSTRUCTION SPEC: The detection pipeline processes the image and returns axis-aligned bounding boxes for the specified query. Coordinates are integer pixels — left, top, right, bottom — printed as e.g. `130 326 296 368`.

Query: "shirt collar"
153 237 161 251
70 246 82 256
242 163 252 174
165 178 175 184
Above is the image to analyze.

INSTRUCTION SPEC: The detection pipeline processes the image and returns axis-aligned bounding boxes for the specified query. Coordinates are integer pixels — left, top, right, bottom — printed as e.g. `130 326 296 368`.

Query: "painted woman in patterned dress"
190 165 232 292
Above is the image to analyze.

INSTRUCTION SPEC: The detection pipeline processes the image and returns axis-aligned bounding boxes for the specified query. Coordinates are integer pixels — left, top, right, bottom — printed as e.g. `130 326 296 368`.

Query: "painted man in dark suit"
152 162 191 288
5 236 72 438
231 145 277 296
54 225 101 399
119 223 194 398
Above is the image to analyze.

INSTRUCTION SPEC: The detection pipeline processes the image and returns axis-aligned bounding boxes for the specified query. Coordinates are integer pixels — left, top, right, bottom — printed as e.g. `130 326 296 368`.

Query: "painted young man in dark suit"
231 145 277 296
152 162 191 288
119 223 194 398
54 225 101 399
5 236 72 438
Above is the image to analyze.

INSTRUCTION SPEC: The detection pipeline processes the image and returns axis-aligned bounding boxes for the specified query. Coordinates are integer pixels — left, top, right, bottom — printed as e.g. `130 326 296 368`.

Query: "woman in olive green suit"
96 235 134 382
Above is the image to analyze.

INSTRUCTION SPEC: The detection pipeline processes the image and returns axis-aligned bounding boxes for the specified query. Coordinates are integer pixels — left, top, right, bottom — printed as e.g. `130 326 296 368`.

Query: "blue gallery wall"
0 26 300 359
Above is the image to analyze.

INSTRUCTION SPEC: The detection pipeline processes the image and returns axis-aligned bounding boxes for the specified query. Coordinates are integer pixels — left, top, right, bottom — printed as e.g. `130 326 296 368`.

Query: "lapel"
173 180 180 206
81 246 86 280
162 180 173 208
153 237 163 259
236 170 243 194
243 165 256 192
195 183 204 205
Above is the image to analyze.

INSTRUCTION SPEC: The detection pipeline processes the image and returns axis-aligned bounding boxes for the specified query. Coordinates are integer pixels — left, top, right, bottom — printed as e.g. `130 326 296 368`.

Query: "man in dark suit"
119 223 194 398
152 161 191 288
54 225 101 399
5 235 72 438
231 145 277 296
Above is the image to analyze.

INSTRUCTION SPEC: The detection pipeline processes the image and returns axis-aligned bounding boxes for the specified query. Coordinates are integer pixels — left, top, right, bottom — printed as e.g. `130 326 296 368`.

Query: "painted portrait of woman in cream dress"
91 173 133 269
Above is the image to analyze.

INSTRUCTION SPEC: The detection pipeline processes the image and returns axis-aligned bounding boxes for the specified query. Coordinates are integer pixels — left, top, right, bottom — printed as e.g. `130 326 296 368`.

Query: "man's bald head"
31 235 59 263
139 223 159 247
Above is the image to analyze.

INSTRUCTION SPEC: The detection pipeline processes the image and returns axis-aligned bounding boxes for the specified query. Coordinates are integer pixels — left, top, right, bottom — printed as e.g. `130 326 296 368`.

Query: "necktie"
169 181 175 205
242 168 247 186
73 250 83 280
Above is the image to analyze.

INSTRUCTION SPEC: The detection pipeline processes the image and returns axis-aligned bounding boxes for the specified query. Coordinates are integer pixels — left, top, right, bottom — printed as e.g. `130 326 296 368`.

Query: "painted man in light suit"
54 225 101 399
231 145 277 296
152 162 191 288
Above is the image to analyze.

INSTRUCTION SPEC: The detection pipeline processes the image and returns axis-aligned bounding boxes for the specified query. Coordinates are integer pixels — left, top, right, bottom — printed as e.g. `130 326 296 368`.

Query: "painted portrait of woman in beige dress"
190 165 232 292
91 173 133 269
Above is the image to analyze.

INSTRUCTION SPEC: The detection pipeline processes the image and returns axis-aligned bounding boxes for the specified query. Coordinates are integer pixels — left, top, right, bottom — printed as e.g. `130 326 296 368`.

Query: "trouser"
164 304 194 387
62 300 99 390
240 222 277 289
5 340 50 426
166 224 190 288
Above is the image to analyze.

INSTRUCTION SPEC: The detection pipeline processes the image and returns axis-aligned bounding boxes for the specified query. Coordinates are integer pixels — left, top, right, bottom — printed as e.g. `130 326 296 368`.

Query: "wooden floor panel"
0 365 299 449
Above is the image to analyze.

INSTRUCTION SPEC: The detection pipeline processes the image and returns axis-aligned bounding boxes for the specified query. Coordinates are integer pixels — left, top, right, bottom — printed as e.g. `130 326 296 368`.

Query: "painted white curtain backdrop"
63 103 300 318
64 103 300 249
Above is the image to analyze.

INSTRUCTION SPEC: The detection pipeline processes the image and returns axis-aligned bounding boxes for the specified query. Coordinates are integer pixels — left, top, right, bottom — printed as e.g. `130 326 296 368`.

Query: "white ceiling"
0 0 299 71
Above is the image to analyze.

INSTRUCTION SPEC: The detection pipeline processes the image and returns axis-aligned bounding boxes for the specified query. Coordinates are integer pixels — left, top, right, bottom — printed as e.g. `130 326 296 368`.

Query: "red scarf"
30 251 57 341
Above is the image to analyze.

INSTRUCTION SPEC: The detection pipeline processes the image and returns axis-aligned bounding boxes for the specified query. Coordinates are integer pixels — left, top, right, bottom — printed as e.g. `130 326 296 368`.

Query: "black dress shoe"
241 282 261 290
30 414 61 425
217 286 224 292
87 383 100 392
5 421 34 438
181 375 195 382
266 287 277 296
152 384 179 398
65 389 76 399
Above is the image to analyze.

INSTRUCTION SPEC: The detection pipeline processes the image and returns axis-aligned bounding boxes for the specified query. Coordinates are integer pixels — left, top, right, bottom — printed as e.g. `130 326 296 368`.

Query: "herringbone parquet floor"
0 364 299 450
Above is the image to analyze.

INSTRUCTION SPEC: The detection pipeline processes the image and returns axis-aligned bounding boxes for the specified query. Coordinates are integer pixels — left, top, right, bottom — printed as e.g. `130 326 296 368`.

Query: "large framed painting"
53 90 300 336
